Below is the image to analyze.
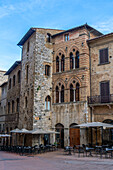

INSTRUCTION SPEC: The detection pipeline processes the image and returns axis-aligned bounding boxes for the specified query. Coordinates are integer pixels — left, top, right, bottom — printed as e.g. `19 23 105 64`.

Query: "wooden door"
70 128 80 147
100 81 109 103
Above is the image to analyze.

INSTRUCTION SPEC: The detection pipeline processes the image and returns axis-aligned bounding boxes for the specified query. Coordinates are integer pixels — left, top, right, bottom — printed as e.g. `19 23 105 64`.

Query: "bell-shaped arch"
75 51 79 68
55 123 64 148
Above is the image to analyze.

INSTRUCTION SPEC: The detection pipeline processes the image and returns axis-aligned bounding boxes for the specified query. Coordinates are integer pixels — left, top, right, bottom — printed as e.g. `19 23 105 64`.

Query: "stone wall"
0 71 7 100
89 35 113 122
51 27 98 146
6 64 21 133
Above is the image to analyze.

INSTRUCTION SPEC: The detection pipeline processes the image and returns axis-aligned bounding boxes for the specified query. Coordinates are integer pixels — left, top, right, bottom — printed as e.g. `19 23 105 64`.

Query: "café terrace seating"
64 144 113 159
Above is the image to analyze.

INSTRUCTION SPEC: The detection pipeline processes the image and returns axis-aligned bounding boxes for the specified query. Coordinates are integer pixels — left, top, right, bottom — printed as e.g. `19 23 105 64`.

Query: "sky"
0 0 113 71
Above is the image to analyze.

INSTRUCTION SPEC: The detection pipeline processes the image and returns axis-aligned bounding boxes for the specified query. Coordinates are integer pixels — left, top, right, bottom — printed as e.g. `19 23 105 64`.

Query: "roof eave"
17 28 36 46
4 61 21 75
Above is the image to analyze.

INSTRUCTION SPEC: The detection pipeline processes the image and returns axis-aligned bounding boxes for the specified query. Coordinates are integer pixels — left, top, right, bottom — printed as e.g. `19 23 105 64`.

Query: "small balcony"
88 94 113 105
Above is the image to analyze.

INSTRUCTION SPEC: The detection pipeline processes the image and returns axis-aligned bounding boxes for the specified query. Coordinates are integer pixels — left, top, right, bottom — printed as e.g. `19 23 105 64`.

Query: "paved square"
0 150 113 170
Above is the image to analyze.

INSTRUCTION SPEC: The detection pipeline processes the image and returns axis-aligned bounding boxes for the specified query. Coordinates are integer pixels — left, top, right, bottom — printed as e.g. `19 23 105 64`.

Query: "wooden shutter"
100 48 108 64
100 81 109 103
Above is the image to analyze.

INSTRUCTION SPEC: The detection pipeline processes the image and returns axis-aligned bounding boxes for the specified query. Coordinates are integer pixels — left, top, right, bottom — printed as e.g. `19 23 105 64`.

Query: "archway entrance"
55 123 64 148
69 123 80 147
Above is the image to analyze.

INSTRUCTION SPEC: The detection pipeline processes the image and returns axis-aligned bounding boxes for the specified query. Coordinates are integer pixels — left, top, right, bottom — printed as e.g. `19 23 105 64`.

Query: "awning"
72 122 113 128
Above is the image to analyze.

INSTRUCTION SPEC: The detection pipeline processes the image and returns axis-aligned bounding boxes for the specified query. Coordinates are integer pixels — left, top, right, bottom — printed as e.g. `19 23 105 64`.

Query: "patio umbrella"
26 129 60 134
0 134 11 138
72 122 113 145
72 122 113 128
10 128 20 133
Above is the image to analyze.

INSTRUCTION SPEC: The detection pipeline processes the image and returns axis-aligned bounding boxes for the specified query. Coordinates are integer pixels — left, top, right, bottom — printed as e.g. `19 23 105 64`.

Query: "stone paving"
0 150 113 170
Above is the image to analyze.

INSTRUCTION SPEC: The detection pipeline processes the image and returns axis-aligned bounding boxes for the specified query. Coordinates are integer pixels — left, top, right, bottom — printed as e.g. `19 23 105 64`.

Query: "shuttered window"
100 81 110 103
99 48 108 64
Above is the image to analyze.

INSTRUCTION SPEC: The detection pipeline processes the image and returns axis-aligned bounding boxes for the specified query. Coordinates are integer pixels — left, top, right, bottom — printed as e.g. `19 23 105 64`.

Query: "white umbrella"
0 134 11 138
17 128 29 133
10 128 20 133
26 129 60 134
72 122 113 128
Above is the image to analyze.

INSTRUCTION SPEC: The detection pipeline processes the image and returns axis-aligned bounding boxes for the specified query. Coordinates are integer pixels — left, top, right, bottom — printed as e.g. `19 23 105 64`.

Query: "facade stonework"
5 62 21 138
19 28 63 145
52 26 101 146
88 34 113 145
3 24 113 147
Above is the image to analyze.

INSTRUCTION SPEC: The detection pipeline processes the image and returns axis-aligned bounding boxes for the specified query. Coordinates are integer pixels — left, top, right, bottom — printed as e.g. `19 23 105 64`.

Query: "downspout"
89 44 93 146
84 25 93 122
89 45 92 122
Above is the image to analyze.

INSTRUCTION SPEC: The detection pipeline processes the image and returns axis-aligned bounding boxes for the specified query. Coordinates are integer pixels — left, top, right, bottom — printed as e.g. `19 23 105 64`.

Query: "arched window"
18 70 21 83
76 83 80 101
61 55 65 72
70 84 74 102
75 51 79 68
25 97 28 108
8 102 10 113
70 52 74 69
17 98 20 112
56 86 59 103
45 96 51 110
56 56 59 72
61 85 64 103
12 100 15 113
9 78 11 89
45 65 50 76
13 75 15 86
26 65 29 83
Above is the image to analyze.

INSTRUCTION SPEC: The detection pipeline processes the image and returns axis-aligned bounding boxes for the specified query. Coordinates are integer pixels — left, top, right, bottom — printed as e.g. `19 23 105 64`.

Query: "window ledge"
98 62 110 66
52 101 86 105
45 109 50 112
53 67 88 75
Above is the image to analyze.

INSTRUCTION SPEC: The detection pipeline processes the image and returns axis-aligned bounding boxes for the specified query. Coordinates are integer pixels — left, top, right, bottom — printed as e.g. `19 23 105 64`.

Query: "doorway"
69 123 80 147
55 123 64 148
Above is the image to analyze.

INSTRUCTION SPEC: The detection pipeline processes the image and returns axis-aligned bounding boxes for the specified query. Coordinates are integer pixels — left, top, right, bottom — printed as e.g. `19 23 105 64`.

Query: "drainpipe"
89 45 92 122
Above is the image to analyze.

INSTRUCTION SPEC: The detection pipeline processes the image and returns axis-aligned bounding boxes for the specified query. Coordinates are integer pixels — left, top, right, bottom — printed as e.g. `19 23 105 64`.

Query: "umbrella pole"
101 127 103 145
96 127 97 145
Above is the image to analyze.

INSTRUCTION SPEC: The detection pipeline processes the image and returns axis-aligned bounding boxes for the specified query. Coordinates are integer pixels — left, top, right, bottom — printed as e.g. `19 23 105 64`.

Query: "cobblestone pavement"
0 150 113 170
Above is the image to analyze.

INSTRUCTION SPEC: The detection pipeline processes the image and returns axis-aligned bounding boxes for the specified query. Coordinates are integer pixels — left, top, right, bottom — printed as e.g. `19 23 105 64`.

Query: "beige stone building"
3 24 113 147
17 28 63 146
88 33 113 145
0 71 8 145
4 61 21 145
51 24 102 147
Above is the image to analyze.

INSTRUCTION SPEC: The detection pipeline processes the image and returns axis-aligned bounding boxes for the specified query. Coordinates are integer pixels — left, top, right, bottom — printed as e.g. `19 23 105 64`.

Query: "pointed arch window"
76 83 80 101
56 56 59 72
9 78 11 89
75 51 79 68
13 75 15 86
70 53 74 69
45 96 51 110
18 70 21 83
12 100 15 113
61 55 65 72
56 86 59 103
70 84 74 102
61 85 64 103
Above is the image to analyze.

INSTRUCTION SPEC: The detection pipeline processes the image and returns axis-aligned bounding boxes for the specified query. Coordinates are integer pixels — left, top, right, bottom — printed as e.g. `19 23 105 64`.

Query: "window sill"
45 109 51 112
53 101 86 105
98 62 110 66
